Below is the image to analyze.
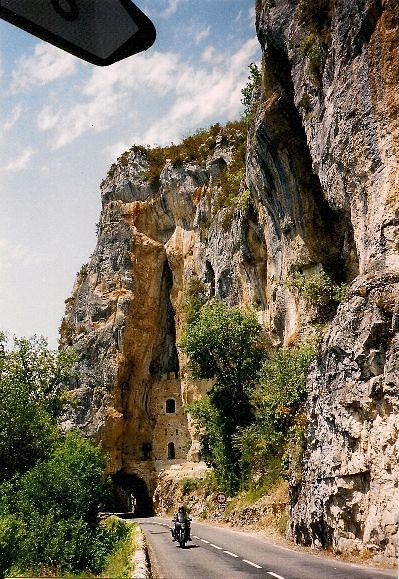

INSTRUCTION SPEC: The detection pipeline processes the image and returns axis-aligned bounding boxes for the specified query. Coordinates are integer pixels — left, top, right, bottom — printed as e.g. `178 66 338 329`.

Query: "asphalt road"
137 516 397 579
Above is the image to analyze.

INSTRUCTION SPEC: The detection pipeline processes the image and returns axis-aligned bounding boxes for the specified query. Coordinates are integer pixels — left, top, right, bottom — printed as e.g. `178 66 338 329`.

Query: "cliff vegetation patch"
285 269 349 318
104 120 248 191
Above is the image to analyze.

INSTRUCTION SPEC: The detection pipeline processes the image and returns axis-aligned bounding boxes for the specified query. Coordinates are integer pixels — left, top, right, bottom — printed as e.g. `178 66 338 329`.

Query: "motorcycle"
172 519 191 548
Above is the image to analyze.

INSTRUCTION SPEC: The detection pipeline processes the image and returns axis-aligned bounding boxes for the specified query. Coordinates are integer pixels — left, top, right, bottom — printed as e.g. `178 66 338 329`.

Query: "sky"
0 0 260 348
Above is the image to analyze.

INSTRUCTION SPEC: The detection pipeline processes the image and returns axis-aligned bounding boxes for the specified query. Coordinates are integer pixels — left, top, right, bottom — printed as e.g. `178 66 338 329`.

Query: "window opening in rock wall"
167 441 175 459
165 398 176 414
140 442 152 461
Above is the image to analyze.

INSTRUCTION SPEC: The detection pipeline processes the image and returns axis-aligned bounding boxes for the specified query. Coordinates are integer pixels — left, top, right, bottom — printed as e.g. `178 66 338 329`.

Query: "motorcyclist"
171 505 191 542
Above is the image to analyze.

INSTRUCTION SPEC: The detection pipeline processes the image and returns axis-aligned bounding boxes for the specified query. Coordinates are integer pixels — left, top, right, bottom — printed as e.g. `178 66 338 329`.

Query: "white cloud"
0 239 44 271
195 26 211 45
201 46 225 65
37 51 180 148
10 43 77 93
2 147 35 172
161 0 180 19
4 105 23 131
37 37 259 149
37 88 125 148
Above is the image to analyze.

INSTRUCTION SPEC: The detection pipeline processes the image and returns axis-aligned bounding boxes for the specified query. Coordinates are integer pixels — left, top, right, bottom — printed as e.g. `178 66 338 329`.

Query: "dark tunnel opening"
108 471 154 517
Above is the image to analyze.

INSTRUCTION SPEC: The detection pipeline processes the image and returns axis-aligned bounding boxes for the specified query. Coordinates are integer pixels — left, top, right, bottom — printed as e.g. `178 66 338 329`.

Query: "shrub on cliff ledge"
285 269 348 315
241 62 261 119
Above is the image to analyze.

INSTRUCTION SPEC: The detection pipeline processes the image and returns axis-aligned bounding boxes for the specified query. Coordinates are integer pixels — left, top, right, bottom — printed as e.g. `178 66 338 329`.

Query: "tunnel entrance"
109 471 154 517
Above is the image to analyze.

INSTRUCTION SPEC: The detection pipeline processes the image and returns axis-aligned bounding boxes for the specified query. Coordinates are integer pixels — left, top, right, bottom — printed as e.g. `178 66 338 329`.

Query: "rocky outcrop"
253 0 399 559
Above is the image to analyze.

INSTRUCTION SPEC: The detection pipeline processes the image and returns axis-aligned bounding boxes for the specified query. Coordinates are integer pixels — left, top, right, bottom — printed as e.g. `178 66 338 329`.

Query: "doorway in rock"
110 471 154 517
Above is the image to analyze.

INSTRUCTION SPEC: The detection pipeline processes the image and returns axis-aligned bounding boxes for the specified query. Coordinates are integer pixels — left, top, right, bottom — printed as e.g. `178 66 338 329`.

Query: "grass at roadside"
7 519 139 579
99 522 139 578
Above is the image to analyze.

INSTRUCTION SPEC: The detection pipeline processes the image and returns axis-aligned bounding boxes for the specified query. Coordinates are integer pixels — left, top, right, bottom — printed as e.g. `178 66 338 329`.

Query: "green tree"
0 335 76 482
181 301 266 492
0 433 124 575
0 335 128 577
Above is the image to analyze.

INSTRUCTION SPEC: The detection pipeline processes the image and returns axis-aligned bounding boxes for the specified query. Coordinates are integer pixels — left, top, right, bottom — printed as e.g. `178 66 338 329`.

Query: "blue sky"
0 0 260 347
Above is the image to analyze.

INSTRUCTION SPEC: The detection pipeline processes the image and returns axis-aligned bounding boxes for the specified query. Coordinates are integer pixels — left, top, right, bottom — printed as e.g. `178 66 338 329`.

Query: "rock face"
253 0 399 559
61 125 266 496
62 0 398 558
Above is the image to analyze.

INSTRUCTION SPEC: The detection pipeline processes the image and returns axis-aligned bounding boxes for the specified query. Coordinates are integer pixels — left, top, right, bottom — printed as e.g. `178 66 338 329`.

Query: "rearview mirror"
0 0 156 66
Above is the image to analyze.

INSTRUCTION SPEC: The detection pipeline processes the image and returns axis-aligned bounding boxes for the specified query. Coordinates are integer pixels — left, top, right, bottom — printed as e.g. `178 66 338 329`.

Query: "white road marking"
201 539 210 544
243 559 262 569
223 550 239 558
193 535 200 539
210 543 223 550
267 572 285 579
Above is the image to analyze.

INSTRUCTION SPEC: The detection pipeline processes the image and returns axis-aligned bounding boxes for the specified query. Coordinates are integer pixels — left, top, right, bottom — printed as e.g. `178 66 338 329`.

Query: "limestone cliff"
253 0 398 559
61 0 398 560
60 123 265 495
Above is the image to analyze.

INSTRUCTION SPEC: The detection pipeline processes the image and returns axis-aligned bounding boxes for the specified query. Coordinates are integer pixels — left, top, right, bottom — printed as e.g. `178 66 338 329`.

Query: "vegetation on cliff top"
285 269 348 319
0 335 129 578
100 64 261 233
102 120 247 188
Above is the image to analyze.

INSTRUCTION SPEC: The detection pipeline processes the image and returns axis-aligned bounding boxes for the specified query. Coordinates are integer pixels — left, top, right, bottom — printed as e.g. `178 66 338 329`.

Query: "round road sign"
216 492 227 504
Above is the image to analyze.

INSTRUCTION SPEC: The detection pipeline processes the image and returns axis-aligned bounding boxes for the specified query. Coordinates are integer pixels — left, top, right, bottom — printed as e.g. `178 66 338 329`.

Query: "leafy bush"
0 515 22 578
0 434 126 576
258 345 315 427
15 432 110 523
235 345 316 479
100 521 138 579
0 335 127 577
0 336 76 482
180 478 200 496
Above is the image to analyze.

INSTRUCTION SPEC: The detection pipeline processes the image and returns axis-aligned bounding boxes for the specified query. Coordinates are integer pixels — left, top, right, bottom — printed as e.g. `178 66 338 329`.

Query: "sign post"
0 0 156 66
